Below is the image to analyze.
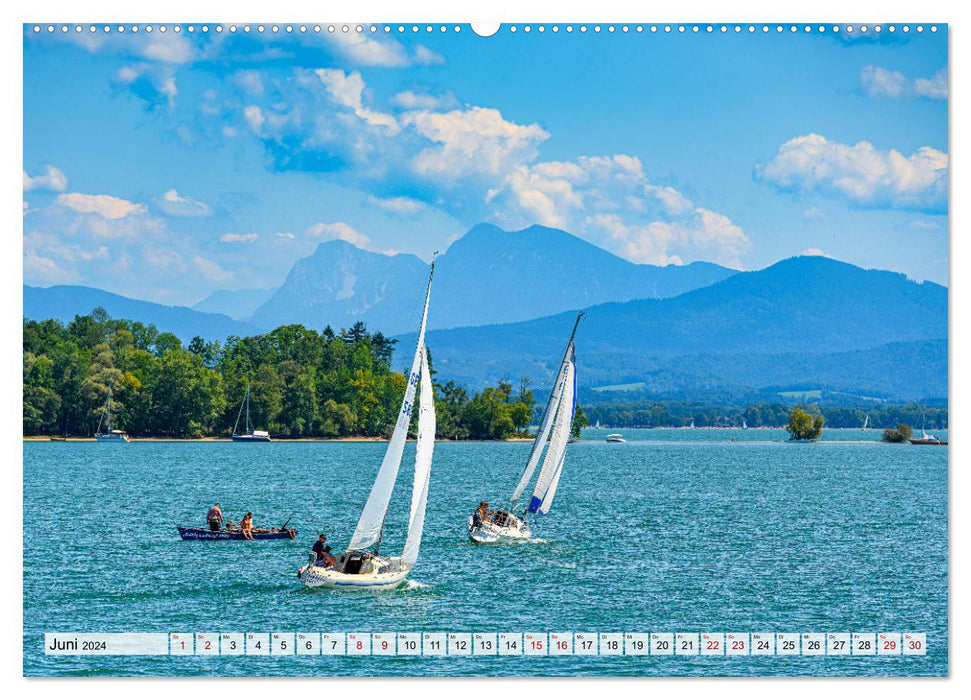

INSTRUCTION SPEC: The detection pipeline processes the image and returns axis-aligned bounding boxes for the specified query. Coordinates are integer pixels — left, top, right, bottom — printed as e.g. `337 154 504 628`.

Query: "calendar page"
21 16 948 679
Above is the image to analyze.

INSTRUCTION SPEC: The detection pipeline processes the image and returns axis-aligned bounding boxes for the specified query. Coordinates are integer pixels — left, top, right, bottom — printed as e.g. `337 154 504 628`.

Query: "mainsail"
528 351 575 515
401 349 435 566
510 313 583 504
347 261 434 552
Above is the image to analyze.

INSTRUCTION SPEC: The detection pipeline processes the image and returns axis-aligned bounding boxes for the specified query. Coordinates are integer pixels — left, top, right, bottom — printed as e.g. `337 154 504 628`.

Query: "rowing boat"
177 526 297 541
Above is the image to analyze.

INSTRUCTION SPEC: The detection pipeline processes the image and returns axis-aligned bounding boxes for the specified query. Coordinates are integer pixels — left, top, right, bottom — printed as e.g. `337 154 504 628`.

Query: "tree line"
583 401 947 429
22 309 539 440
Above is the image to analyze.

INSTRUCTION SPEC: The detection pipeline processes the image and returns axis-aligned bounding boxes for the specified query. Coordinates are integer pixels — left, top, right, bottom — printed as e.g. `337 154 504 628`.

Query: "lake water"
23 429 948 676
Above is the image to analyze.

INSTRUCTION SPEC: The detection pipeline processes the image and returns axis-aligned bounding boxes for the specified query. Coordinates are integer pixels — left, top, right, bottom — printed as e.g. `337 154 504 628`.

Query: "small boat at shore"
94 390 130 442
910 429 946 445
468 313 582 544
605 433 626 443
232 382 271 442
177 526 297 541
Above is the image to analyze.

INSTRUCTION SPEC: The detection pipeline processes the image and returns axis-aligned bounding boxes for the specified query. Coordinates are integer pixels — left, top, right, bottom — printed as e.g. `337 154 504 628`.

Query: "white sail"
510 357 568 503
347 269 433 552
401 349 435 566
528 351 575 515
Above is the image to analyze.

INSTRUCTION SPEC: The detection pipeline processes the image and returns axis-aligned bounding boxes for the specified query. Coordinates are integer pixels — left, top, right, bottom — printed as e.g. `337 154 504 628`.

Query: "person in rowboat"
240 512 254 541
207 503 223 532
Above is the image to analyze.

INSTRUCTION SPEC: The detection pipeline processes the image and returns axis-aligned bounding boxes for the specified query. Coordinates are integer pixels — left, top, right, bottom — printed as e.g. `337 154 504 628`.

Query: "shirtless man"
207 503 223 531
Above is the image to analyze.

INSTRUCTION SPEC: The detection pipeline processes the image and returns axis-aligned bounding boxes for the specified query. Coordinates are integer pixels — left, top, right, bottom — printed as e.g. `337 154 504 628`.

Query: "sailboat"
467 313 582 544
232 382 271 442
863 415 869 431
742 418 748 430
910 413 946 445
94 389 130 442
298 259 436 589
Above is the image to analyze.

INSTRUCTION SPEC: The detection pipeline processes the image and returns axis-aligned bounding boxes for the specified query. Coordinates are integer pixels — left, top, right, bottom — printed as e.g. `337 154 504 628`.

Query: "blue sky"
23 24 948 305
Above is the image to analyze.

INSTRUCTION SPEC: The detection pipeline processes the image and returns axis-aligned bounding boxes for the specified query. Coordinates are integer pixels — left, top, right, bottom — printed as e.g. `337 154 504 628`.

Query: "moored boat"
605 433 626 443
232 382 271 441
468 313 582 544
94 390 130 442
910 429 946 445
178 526 297 541
298 258 437 590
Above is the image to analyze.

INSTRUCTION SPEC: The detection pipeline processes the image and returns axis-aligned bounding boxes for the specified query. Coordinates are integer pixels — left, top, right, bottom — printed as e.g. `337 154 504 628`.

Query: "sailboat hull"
95 432 130 442
298 554 411 590
232 434 271 442
467 513 532 543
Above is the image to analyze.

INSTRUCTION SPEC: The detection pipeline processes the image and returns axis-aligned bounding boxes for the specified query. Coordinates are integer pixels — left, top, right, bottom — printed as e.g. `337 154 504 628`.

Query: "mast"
510 311 583 505
245 382 253 434
106 390 112 431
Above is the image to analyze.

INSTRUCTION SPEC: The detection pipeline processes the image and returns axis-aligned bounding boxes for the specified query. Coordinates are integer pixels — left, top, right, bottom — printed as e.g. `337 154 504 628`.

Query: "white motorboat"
94 390 130 442
605 433 626 443
468 313 581 544
299 258 436 590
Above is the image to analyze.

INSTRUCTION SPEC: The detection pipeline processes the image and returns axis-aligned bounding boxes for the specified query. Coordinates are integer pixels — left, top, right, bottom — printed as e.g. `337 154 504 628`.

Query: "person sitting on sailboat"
207 503 223 532
311 534 329 564
472 501 492 527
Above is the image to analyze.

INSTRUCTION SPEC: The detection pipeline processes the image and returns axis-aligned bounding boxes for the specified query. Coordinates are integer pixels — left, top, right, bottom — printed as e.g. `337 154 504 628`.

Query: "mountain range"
192 287 276 320
23 285 260 341
247 224 735 334
22 226 948 402
398 256 948 401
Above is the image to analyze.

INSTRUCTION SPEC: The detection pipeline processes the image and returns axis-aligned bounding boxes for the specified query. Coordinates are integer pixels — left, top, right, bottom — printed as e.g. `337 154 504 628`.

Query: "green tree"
571 404 590 439
882 423 914 443
786 407 824 441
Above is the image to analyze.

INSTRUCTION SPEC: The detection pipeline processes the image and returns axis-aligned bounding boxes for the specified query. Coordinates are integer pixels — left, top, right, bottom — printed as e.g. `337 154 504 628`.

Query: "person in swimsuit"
240 512 254 541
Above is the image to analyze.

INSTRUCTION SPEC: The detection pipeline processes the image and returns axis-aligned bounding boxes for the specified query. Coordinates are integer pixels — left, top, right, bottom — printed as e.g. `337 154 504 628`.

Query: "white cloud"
406 107 549 179
755 133 947 213
366 194 427 216
156 189 211 217
112 63 178 107
323 33 442 68
193 256 232 283
861 65 948 100
413 45 445 66
55 193 147 220
307 221 371 249
915 69 948 100
801 248 831 257
804 206 825 220
860 66 907 98
233 70 264 96
275 232 296 240
23 165 68 192
486 154 749 267
219 233 259 243
243 105 265 133
314 69 399 133
325 32 412 67
390 90 457 111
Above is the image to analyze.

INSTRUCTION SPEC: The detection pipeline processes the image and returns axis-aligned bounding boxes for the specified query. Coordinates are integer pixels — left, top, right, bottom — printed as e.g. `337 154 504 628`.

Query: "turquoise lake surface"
23 428 948 676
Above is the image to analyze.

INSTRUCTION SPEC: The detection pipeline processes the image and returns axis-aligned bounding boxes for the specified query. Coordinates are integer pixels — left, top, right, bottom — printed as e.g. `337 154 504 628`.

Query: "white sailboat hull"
467 513 532 543
95 431 130 442
299 553 411 590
